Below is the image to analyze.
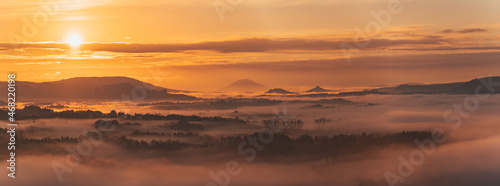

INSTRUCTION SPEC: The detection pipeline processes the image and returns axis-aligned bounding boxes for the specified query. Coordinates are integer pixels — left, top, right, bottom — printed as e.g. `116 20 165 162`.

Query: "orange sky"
2 0 500 91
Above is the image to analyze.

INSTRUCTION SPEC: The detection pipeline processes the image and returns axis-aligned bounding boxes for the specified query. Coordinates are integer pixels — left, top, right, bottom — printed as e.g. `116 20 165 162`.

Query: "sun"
67 33 83 48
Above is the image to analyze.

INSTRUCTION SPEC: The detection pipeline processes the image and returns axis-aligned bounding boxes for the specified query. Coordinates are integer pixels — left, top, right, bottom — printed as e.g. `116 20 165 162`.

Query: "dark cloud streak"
0 37 445 53
392 46 500 51
440 28 488 34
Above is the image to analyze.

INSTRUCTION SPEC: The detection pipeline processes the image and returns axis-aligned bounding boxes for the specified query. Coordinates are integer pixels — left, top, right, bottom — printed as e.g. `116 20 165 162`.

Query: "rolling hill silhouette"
218 79 268 92
449 77 500 94
265 88 294 94
378 76 500 94
0 77 197 101
306 86 331 92
299 76 500 97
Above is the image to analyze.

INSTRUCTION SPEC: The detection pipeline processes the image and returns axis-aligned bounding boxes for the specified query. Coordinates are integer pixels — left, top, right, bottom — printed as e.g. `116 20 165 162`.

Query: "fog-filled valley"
2 92 500 186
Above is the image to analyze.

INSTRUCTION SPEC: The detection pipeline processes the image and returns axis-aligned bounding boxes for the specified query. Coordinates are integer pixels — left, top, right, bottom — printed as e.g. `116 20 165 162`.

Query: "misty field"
1 94 500 186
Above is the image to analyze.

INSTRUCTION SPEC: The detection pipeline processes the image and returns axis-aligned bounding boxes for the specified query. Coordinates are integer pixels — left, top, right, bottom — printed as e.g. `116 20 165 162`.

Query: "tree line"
0 105 245 123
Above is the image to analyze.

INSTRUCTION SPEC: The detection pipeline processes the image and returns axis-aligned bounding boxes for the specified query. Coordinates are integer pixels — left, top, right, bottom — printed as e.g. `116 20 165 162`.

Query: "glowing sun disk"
67 33 83 48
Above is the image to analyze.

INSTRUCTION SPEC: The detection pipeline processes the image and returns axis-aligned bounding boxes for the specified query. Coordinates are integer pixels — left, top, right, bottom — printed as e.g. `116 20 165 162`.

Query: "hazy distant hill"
0 77 197 101
58 77 184 93
299 76 500 97
219 79 268 92
265 88 294 94
306 86 331 92
377 82 464 94
449 77 500 94
379 76 500 94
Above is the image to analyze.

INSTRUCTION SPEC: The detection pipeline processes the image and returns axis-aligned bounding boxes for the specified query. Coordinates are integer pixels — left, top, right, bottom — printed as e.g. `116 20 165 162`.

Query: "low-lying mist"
2 94 499 186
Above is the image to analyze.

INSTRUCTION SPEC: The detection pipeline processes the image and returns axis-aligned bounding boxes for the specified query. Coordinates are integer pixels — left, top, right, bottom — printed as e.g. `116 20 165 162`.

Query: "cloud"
15 61 62 65
440 28 488 34
457 28 488 33
440 29 454 33
392 46 500 51
0 37 446 53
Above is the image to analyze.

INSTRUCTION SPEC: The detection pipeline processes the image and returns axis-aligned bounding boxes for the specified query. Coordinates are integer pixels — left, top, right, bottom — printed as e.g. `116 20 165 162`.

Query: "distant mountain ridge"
58 77 184 92
0 77 197 101
3 76 499 101
449 77 500 94
219 79 268 92
300 76 500 97
378 77 500 94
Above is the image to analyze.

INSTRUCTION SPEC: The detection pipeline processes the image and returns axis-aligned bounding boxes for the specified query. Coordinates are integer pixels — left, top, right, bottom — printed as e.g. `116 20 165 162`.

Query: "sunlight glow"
67 33 83 48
